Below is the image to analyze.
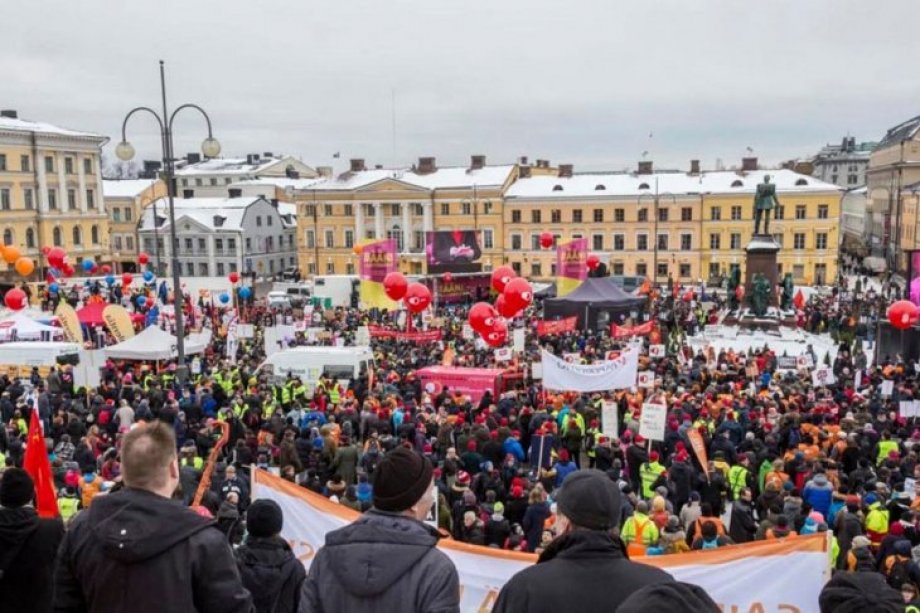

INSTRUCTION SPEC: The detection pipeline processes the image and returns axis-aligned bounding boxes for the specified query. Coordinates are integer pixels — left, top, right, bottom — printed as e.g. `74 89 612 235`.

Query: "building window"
656 263 668 278
680 234 692 250
256 216 262 227
817 204 829 219
21 155 30 172
772 233 784 247
67 189 77 210
461 202 471 215
612 262 624 275
531 210 541 223
125 207 132 221
441 202 450 215
815 232 828 250
795 205 806 220
511 210 521 223
710 207 721 221
0 154 5 171
656 234 668 251
709 233 721 250
636 262 647 277
215 238 224 253
0 189 9 210
482 229 494 249
25 228 35 248
613 234 625 250
793 264 805 280
815 263 827 284
681 207 692 222
326 260 335 274
217 262 225 276
530 234 541 250
84 158 92 175
2 228 11 245
195 178 202 187
531 262 542 277
48 188 57 210
848 175 858 185
708 262 721 278
305 230 315 248
638 209 648 222
194 263 205 276
209 177 217 186
344 204 353 216
551 209 562 223
679 263 691 278
324 204 333 216
731 206 742 220
774 205 784 220
730 233 741 249
483 201 492 214
637 234 648 251
184 262 194 276
304 204 315 217
184 238 193 252
267 216 273 227
511 234 522 250
344 229 354 248
114 236 123 250
126 236 134 250
23 188 33 210
793 233 806 249
658 208 668 222
229 262 237 273
391 203 400 216
72 226 81 245
614 208 625 222
113 208 121 222
228 238 236 251
511 262 522 275
593 235 604 250
91 225 99 244
65 157 74 174
325 229 335 248
45 156 54 172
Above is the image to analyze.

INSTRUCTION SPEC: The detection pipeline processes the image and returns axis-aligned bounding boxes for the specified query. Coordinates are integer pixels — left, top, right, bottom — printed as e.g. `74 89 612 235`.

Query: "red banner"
536 316 578 336
368 325 442 342
610 321 655 339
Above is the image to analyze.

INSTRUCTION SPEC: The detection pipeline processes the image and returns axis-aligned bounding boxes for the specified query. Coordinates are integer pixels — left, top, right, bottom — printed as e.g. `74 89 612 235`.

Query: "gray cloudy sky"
3 0 918 172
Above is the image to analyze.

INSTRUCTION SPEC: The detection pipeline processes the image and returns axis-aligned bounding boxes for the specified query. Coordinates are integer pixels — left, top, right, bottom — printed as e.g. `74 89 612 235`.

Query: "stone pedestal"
745 235 780 307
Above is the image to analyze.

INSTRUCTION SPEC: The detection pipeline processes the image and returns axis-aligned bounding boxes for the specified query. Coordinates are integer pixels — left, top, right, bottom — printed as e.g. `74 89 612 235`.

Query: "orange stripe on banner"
254 469 825 566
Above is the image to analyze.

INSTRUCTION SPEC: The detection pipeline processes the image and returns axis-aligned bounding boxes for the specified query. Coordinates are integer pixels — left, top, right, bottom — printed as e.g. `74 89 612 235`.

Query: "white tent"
0 313 64 342
104 326 207 361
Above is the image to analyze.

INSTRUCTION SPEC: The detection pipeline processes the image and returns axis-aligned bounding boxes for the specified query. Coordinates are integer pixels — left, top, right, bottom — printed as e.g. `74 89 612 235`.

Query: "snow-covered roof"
878 115 920 149
229 177 324 190
175 155 297 177
303 165 516 192
505 169 841 199
102 179 158 199
139 197 260 232
0 115 106 140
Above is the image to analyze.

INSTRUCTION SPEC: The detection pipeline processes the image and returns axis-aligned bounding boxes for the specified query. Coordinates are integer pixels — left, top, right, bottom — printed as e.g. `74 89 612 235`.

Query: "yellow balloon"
2 245 20 264
15 256 35 276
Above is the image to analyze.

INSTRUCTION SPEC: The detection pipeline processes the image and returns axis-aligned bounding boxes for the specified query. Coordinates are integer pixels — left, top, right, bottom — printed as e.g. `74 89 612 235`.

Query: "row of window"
111 234 136 251
174 257 296 277
503 260 829 282
2 225 101 249
0 187 95 211
142 234 295 255
303 227 497 251
303 202 495 218
0 153 94 175
502 230 831 252
504 204 832 224
111 207 134 223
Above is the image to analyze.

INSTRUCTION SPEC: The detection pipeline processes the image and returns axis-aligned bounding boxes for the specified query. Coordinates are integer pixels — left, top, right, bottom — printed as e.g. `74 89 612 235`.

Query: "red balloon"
495 294 518 318
62 263 74 277
228 271 240 284
484 318 508 347
138 252 150 265
383 272 408 301
101 264 112 274
735 285 745 300
404 282 432 313
491 265 516 294
469 302 499 334
682 290 693 303
41 246 51 256
539 232 554 250
442 272 452 283
503 277 533 313
586 254 600 271
122 272 134 287
888 300 918 330
4 288 27 310
47 247 66 268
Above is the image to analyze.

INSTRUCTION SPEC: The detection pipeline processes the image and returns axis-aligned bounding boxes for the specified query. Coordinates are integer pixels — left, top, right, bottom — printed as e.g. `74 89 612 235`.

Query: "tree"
101 153 139 180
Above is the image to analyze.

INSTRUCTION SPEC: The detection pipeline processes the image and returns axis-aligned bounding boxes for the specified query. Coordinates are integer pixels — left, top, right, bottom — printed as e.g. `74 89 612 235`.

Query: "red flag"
793 289 805 310
22 410 59 518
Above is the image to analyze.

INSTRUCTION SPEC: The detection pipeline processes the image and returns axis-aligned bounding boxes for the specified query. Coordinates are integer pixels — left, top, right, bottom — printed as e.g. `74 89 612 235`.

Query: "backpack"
701 538 719 550
886 556 914 590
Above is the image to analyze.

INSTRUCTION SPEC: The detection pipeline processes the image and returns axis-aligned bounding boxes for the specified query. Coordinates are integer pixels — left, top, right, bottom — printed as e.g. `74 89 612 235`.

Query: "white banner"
639 402 668 441
637 371 656 388
494 347 512 362
541 348 639 392
811 366 836 388
649 344 666 358
252 469 829 613
881 379 894 397
601 399 619 439
512 328 526 353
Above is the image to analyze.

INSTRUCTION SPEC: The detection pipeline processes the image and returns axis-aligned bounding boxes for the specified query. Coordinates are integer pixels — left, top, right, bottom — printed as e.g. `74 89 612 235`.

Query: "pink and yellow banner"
556 238 587 297
358 238 398 309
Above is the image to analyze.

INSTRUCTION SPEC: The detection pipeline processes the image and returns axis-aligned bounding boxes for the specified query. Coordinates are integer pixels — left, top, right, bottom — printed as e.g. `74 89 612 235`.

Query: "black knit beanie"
246 499 283 538
373 447 433 512
819 571 904 613
0 468 35 508
617 581 719 612
556 469 621 530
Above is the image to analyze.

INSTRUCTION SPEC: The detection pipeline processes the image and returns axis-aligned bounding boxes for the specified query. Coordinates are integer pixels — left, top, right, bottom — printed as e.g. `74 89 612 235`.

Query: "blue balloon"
136 295 147 307
238 287 252 300
49 283 59 293
219 292 230 304
105 274 115 286
143 270 155 283
82 259 94 272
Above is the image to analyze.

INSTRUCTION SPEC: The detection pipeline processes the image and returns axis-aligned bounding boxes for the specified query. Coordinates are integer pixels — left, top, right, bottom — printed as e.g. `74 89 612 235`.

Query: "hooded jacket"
299 509 459 613
802 474 834 519
235 536 305 613
492 530 673 613
0 506 64 613
54 487 252 613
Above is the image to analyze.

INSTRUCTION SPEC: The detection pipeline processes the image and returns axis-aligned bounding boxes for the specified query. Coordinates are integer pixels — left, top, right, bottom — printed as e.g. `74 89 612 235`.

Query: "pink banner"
368 325 443 342
359 239 397 283
610 321 655 339
556 238 587 296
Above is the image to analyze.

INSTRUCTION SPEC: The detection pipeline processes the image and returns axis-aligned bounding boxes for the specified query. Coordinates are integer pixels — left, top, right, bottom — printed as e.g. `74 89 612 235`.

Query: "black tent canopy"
542 277 647 331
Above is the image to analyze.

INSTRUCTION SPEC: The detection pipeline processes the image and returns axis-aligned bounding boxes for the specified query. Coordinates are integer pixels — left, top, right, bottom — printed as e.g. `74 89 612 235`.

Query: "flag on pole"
793 289 805 310
23 410 59 518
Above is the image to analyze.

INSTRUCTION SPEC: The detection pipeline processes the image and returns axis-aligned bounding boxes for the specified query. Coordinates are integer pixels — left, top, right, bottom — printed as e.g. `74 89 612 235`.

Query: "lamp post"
116 60 221 383
638 177 677 286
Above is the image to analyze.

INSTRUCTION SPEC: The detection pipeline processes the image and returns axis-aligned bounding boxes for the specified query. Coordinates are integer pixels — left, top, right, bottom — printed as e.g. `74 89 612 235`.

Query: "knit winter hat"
819 571 903 613
0 468 34 508
556 469 621 531
617 581 719 613
246 499 283 538
373 447 433 512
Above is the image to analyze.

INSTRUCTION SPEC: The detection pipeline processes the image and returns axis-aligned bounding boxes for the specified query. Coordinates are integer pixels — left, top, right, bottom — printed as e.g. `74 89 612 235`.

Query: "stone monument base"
745 234 780 307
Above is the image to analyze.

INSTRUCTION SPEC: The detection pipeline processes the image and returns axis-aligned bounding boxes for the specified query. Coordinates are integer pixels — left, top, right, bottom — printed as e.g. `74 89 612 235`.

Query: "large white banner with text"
540 348 639 392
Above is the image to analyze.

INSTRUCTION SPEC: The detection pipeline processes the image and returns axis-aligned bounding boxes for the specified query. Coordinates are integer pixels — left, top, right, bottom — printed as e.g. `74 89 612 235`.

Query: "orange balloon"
2 245 20 264
353 244 363 255
15 256 35 276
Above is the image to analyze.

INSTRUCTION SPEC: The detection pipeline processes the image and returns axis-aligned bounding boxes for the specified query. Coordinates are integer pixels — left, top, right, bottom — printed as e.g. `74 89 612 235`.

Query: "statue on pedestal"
780 273 794 310
749 273 771 317
752 175 781 236
727 267 742 310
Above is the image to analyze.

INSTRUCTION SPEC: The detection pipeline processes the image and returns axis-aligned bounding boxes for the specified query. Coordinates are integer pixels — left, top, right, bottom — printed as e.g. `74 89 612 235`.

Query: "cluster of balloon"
404 282 432 313
228 271 240 284
3 287 28 310
503 277 533 314
586 254 600 271
0 245 35 278
491 266 515 294
383 272 408 301
469 302 505 347
539 232 554 249
888 300 919 330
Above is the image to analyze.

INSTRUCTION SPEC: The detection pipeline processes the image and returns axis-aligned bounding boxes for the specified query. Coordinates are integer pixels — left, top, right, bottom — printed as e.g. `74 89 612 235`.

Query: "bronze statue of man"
753 174 781 235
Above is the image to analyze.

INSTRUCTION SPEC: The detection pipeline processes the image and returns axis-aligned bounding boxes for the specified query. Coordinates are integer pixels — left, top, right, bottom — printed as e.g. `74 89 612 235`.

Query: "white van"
258 346 374 396
0 341 82 378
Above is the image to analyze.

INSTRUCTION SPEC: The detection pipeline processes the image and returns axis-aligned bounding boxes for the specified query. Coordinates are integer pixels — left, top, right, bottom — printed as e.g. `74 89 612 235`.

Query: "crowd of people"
1 270 920 612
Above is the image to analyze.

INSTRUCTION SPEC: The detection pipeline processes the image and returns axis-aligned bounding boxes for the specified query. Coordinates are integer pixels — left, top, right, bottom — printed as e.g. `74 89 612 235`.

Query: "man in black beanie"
300 446 459 612
235 499 306 613
0 467 65 613
493 469 673 613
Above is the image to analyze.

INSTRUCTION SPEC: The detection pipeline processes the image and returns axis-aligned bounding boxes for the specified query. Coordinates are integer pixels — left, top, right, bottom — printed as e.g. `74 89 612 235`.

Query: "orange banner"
687 427 710 478
610 321 655 339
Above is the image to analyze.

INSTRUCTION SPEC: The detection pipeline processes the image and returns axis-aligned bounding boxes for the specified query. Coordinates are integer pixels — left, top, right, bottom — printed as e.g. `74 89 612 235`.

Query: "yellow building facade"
102 178 167 272
0 110 110 280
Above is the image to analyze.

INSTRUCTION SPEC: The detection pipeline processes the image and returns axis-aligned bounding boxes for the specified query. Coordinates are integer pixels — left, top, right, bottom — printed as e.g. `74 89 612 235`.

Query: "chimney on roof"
228 188 242 198
317 166 333 178
270 198 279 208
741 157 758 172
558 164 573 178
417 157 437 174
349 158 365 172
0 110 17 119
263 152 274 158
375 164 383 170
690 159 700 175
470 155 486 170
186 152 201 165
519 156 528 166
638 160 653 175
519 166 532 178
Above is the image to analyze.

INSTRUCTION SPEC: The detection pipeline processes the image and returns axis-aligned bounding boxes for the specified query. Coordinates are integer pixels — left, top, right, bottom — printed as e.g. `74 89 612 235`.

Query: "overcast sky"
3 0 918 173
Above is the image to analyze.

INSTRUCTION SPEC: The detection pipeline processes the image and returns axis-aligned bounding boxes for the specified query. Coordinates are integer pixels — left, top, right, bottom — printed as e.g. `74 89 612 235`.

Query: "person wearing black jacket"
54 421 252 613
0 468 65 613
235 499 305 613
493 470 674 613
729 487 757 544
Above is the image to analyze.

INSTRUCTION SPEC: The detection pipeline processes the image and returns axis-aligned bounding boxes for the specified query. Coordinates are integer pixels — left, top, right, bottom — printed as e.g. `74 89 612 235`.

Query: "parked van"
257 346 374 396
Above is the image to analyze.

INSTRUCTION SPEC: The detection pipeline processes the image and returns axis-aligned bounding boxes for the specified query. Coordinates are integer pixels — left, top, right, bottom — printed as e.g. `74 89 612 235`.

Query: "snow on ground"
688 325 840 363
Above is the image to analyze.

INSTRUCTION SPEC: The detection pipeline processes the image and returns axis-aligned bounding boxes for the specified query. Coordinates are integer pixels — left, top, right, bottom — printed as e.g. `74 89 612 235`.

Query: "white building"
840 186 868 254
811 136 876 188
137 196 297 278
174 152 317 198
